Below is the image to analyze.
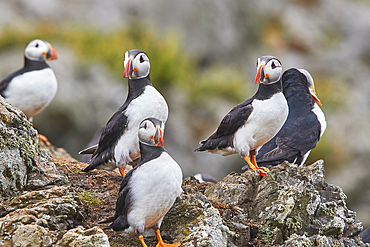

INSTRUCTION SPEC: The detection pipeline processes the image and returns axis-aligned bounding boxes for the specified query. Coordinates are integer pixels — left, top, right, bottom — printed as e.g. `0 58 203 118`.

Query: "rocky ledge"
0 96 367 247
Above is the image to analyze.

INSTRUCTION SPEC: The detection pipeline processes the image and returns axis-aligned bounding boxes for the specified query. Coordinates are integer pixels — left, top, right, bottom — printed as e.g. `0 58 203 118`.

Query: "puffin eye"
271 62 276 69
35 43 39 48
144 123 147 129
140 55 144 63
256 60 258 67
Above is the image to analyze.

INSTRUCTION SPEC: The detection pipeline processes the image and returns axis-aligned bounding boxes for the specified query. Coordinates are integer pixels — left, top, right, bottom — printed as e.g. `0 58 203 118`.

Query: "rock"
57 226 110 247
0 96 38 196
0 97 367 246
0 185 86 245
162 180 230 247
0 96 68 197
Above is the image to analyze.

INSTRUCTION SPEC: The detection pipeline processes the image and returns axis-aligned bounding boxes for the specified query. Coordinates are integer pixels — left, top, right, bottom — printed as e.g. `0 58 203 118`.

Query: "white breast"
234 92 288 156
126 152 182 231
312 103 326 137
114 86 169 167
3 68 58 119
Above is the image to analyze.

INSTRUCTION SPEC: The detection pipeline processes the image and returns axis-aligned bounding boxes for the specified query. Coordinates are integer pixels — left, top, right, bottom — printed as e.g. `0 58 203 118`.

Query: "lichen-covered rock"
0 185 85 245
0 96 68 197
161 180 230 247
56 226 110 247
0 96 39 196
202 160 365 246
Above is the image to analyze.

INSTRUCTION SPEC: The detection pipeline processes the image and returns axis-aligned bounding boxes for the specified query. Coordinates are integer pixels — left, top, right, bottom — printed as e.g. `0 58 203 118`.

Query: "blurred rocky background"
0 0 369 229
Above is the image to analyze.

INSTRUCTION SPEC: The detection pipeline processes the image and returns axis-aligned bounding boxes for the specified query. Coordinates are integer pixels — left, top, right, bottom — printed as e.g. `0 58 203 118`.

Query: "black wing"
83 102 130 171
195 98 253 151
0 69 25 96
257 68 322 167
109 168 134 231
1 59 50 96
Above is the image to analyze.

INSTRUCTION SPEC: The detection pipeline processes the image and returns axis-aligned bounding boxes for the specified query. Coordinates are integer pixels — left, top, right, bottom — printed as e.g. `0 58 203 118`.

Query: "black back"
109 142 165 231
195 79 282 152
0 57 50 96
256 68 322 167
84 76 152 171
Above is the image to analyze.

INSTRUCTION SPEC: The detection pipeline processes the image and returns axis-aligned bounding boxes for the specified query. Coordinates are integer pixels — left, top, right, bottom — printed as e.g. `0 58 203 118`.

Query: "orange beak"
155 126 164 147
45 43 58 61
123 57 133 78
255 63 266 84
310 86 322 106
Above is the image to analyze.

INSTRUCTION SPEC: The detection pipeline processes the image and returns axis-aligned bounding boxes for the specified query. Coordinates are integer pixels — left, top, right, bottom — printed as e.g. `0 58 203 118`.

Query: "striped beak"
152 126 164 147
44 42 58 61
123 57 134 78
255 63 266 84
309 86 322 106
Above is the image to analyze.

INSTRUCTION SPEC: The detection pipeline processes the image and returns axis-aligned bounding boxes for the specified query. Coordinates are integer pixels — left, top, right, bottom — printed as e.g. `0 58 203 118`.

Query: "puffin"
109 118 182 247
195 56 288 176
80 49 168 177
256 68 326 167
0 39 58 119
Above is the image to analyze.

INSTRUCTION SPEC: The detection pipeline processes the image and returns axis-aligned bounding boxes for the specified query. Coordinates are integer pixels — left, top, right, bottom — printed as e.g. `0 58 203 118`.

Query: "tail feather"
109 215 129 231
79 144 98 155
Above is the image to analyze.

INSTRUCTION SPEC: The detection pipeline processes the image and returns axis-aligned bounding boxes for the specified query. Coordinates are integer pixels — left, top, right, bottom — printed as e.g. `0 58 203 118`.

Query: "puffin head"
123 49 150 79
138 118 164 147
255 56 282 84
24 39 58 62
298 69 322 106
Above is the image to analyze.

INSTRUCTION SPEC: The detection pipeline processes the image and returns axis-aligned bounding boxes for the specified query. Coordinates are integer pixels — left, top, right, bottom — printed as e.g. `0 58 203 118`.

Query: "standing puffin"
110 118 182 247
0 39 58 121
80 49 168 177
195 56 288 176
256 68 326 167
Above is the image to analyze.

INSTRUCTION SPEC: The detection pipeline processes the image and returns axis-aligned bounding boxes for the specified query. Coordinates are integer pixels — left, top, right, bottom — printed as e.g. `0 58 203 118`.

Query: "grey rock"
161 179 230 247
0 96 68 197
0 96 38 196
56 226 110 247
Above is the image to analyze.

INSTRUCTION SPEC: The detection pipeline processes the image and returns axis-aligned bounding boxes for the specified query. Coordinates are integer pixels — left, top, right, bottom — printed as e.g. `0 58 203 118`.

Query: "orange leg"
118 168 126 177
139 235 148 247
155 229 181 247
250 153 270 177
244 156 257 171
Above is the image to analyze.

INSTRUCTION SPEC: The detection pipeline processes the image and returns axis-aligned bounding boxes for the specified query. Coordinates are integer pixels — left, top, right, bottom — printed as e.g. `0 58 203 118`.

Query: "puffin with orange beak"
0 39 58 121
256 68 326 167
110 118 182 247
80 49 168 177
195 55 288 177
0 39 58 145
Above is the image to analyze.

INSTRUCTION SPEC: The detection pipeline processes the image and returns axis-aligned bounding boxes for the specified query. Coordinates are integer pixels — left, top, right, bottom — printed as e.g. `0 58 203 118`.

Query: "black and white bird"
80 49 168 177
256 68 326 167
0 39 58 121
195 56 288 176
109 118 182 247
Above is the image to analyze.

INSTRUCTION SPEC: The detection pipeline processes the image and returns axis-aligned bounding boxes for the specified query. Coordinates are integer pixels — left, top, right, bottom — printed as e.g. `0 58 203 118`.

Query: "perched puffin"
0 39 58 121
80 49 168 177
256 68 326 167
109 118 182 247
195 56 288 176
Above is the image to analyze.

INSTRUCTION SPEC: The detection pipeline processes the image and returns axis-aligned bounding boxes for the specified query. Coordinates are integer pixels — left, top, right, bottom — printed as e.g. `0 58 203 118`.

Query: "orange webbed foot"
118 167 126 177
155 229 181 247
243 156 257 171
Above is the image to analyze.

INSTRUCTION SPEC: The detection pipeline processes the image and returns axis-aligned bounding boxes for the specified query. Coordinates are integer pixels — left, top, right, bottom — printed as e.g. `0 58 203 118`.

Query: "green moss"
78 192 101 205
260 225 278 245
